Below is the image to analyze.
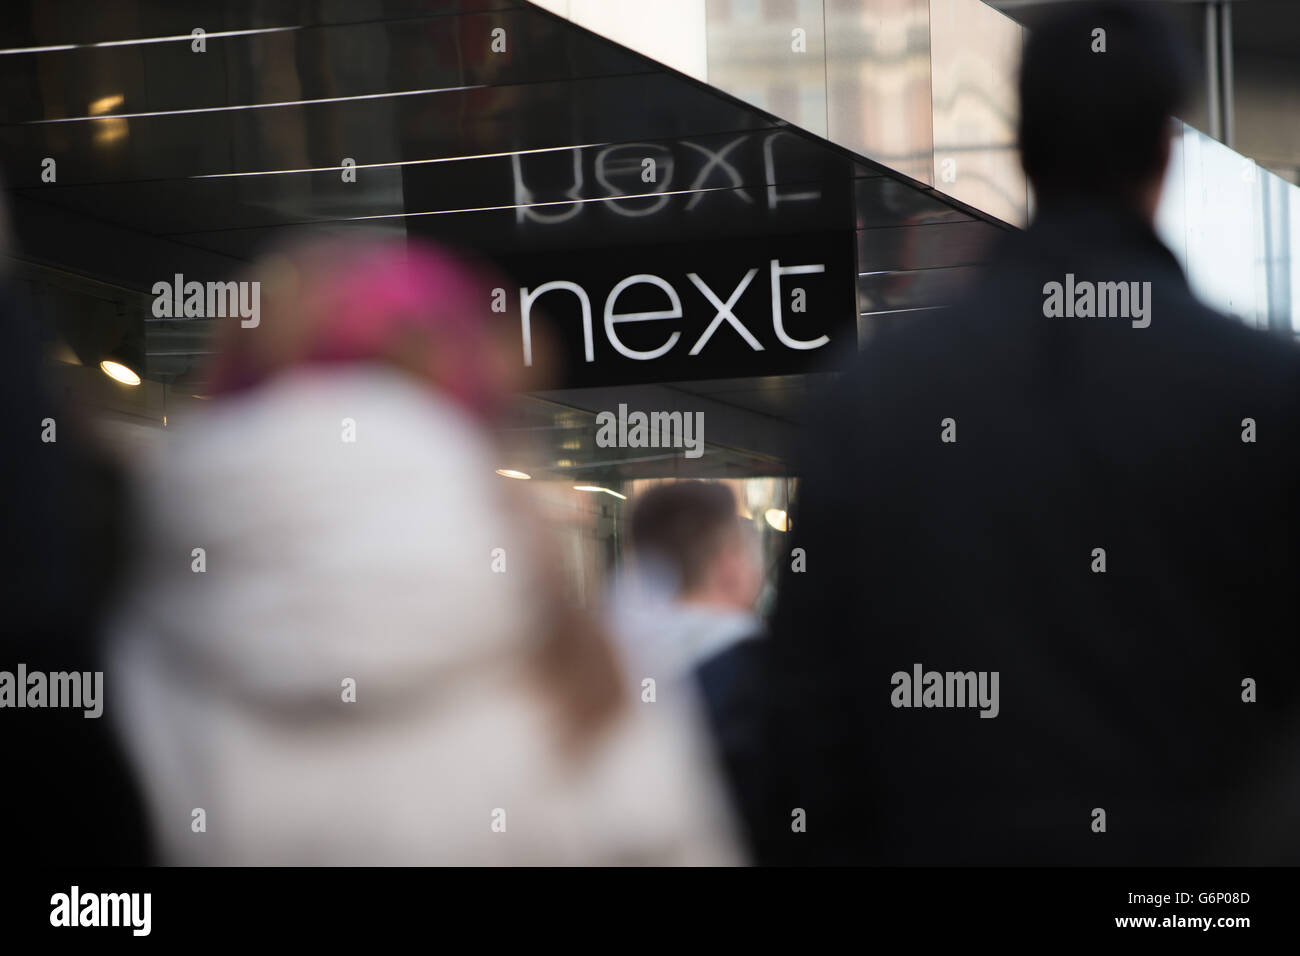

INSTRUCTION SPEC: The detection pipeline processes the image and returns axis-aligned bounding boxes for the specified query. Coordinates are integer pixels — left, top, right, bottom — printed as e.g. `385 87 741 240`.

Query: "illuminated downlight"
99 360 141 386
764 508 790 532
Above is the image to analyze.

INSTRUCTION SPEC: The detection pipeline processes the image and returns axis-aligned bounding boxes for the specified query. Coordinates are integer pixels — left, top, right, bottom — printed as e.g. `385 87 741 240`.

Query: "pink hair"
208 239 510 420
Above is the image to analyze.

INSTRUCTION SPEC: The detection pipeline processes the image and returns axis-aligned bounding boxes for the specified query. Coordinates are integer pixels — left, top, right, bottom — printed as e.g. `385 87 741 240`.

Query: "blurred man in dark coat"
760 2 1300 865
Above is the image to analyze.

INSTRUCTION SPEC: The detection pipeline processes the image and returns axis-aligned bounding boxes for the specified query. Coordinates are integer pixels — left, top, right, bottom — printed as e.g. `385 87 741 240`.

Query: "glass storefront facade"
1158 121 1300 335
4 0 1297 609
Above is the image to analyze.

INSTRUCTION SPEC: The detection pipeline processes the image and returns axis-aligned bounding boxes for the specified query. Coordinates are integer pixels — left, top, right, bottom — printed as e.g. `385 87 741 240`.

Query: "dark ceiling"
2 1 872 272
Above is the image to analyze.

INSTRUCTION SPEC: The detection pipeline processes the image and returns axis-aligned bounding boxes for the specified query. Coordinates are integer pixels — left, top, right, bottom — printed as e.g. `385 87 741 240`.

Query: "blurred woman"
107 238 738 865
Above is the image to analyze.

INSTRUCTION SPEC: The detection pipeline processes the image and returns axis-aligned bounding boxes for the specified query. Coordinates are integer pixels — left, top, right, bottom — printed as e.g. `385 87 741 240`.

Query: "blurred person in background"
0 187 151 865
760 2 1300 865
107 238 739 865
617 481 767 853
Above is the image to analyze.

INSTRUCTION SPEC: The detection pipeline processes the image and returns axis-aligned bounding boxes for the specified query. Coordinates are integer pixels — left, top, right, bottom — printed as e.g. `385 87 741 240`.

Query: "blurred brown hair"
630 481 742 594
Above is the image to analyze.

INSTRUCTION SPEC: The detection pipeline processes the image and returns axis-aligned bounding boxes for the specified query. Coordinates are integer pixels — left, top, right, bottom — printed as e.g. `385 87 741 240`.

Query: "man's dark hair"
629 481 739 593
1019 1 1194 206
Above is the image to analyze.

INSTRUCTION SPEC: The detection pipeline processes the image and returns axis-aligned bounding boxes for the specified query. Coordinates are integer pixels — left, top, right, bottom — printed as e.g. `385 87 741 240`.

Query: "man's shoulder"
848 271 1300 392
696 634 765 691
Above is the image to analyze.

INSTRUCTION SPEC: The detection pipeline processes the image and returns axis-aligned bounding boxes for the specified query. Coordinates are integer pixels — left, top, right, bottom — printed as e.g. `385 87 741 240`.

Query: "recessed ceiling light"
99 359 141 386
88 94 123 115
495 469 531 480
765 508 790 532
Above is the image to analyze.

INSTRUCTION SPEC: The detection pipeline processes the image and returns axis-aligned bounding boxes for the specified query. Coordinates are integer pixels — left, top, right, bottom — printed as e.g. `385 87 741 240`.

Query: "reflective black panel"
2 0 1012 469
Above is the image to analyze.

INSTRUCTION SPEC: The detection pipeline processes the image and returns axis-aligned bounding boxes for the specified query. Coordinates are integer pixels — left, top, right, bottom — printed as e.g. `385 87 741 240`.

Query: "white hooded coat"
107 368 739 865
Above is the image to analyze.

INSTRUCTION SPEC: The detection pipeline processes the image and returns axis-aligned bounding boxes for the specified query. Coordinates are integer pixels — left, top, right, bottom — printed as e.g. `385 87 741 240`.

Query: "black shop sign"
495 231 856 388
